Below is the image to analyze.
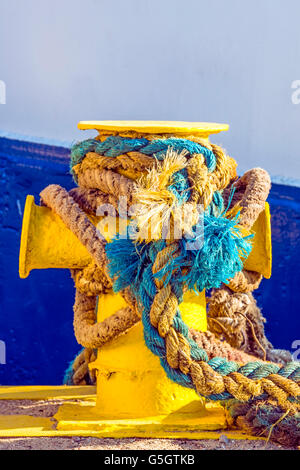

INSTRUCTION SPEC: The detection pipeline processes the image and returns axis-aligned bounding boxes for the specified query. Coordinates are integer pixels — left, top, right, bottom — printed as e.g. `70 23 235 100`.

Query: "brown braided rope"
148 243 300 409
71 348 97 385
40 185 139 354
40 135 300 417
40 183 261 366
73 290 139 349
234 168 271 230
207 288 292 364
40 184 107 268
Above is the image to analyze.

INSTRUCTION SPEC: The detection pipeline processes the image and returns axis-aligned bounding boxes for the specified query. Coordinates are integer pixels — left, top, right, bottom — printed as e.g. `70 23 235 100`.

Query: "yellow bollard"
19 121 272 436
19 196 272 280
91 290 207 419
19 195 92 278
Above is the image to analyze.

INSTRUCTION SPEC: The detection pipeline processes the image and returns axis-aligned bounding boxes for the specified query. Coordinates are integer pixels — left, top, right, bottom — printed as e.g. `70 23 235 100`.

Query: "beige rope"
223 168 271 230
40 184 107 267
41 137 286 402
73 290 140 349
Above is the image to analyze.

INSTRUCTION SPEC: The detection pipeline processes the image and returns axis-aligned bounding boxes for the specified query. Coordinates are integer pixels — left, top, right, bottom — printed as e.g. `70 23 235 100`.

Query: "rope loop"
41 131 300 444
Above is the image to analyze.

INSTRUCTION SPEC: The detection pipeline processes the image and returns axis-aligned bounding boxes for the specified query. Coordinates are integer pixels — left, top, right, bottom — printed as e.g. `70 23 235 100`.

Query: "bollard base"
0 386 264 441
53 399 228 438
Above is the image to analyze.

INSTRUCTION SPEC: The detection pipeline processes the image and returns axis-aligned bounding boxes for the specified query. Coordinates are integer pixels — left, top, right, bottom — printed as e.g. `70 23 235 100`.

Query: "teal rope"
73 134 300 405
167 168 191 204
106 231 300 403
225 400 300 446
70 136 217 176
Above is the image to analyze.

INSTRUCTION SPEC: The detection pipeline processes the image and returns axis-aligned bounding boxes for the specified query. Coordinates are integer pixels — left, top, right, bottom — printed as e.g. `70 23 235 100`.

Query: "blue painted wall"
0 138 77 385
0 137 299 385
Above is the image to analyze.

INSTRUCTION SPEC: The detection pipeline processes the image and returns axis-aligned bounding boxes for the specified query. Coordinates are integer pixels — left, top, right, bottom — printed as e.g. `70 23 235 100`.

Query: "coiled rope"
40 133 300 445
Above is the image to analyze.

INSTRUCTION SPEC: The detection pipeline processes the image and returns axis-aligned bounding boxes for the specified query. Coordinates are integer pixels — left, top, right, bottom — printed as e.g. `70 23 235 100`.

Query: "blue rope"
105 225 300 403
73 135 300 405
70 136 217 177
168 168 191 204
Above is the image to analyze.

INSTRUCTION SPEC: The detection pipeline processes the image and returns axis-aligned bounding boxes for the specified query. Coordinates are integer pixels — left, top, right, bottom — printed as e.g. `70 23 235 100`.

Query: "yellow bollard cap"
77 120 229 138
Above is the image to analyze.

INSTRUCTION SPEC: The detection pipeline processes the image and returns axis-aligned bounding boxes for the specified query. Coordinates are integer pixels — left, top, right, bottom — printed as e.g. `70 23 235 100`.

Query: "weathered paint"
0 137 299 385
